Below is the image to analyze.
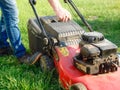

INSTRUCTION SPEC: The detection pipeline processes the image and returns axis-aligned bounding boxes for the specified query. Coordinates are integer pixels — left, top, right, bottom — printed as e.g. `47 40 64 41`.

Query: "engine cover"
40 16 85 45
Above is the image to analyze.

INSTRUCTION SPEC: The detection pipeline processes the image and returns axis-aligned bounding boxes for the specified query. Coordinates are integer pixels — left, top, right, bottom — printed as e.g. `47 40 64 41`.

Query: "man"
0 0 71 65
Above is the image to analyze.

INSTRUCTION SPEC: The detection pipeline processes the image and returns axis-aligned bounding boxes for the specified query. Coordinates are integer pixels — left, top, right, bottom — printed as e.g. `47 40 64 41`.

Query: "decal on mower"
59 47 69 56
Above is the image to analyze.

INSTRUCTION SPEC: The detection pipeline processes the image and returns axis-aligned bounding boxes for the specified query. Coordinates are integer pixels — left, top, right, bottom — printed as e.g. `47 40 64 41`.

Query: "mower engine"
74 31 119 74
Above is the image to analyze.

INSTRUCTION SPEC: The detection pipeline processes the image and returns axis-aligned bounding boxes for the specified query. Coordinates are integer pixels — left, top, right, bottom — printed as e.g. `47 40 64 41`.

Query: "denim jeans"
0 0 26 58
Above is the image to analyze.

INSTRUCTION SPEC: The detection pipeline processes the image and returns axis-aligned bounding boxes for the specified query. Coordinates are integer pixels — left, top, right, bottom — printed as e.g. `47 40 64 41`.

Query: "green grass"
0 0 120 90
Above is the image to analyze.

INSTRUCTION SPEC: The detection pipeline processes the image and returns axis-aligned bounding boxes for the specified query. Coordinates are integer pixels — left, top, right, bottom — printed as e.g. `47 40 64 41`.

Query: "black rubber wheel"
39 55 54 72
69 83 87 90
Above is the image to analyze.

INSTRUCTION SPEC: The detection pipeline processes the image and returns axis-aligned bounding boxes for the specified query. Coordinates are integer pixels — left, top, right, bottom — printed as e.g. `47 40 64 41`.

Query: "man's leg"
0 0 41 65
0 14 10 48
0 5 12 56
0 0 26 58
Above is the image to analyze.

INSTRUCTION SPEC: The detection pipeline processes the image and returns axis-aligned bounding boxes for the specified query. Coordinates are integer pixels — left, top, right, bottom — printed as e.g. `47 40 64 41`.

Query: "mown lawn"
0 0 120 90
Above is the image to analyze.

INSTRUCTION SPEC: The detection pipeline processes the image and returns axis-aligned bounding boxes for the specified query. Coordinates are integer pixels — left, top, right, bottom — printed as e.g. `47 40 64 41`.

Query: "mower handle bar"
29 0 53 46
30 0 93 32
29 0 48 37
64 0 93 32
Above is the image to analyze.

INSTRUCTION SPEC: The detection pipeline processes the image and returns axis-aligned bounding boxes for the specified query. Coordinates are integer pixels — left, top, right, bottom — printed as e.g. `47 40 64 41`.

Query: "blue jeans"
0 0 26 58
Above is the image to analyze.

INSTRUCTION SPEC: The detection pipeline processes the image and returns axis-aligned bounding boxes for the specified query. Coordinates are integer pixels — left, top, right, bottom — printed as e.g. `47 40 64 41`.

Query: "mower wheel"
69 83 87 90
39 55 54 71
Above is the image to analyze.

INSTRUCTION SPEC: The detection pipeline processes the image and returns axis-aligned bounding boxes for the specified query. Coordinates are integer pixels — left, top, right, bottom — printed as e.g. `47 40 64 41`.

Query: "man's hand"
48 0 72 22
55 8 71 22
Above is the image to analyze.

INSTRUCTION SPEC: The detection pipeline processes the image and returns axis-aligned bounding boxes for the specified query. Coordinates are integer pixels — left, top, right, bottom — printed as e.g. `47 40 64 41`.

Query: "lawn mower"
28 0 120 90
